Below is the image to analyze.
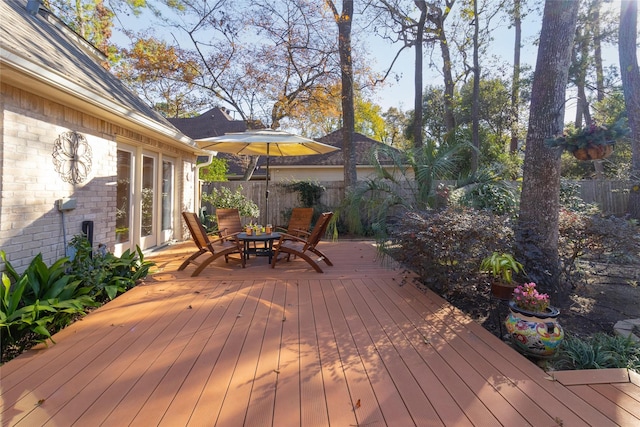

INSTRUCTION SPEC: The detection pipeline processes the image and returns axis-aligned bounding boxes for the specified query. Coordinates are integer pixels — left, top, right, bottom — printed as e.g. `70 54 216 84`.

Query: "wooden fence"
576 180 629 215
201 180 631 227
201 181 345 227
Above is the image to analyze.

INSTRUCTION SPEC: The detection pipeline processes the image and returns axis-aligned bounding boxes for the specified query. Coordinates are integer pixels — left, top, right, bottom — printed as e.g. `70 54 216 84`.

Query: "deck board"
312 278 357 427
1 240 639 426
271 279 302 427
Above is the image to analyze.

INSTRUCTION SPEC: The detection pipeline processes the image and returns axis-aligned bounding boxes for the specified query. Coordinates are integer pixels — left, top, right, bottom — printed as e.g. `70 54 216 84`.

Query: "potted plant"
544 120 627 161
480 252 524 300
504 283 564 357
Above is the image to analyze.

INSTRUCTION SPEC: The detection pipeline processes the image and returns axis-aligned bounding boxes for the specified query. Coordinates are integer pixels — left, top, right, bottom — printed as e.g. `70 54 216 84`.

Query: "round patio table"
237 232 281 263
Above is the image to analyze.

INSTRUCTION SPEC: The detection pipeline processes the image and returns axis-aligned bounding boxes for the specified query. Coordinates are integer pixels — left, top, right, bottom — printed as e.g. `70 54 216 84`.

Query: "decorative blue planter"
505 301 564 357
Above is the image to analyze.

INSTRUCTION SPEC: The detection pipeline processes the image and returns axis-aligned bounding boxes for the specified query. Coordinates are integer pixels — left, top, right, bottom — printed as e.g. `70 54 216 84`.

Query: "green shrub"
1 237 155 362
67 235 155 301
283 180 325 207
559 179 599 214
552 333 640 372
386 206 515 294
202 185 260 230
0 251 96 353
457 180 520 215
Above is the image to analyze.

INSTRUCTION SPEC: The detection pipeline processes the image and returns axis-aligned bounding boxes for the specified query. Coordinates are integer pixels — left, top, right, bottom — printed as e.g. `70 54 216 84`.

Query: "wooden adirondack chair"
271 212 334 273
179 212 245 276
276 207 313 238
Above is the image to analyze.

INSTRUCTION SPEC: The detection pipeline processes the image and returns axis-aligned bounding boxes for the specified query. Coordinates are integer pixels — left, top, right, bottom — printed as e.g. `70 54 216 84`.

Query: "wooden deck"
2 240 639 426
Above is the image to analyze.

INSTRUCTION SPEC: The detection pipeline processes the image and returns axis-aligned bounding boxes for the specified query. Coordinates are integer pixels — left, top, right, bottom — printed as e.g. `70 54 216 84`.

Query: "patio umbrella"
196 129 339 224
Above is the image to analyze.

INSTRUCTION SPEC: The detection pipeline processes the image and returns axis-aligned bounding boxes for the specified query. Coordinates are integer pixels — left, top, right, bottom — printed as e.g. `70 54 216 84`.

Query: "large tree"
370 0 428 150
509 0 523 154
115 36 204 117
515 0 579 301
326 0 357 191
619 0 640 219
170 0 339 179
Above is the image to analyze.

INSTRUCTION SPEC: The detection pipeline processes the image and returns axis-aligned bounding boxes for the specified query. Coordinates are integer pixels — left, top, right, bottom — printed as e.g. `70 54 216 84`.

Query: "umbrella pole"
265 144 270 225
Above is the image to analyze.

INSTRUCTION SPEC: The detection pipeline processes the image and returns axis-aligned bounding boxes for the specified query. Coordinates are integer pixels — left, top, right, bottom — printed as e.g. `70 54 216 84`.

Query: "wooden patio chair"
271 212 334 273
179 212 245 276
276 207 313 238
215 208 244 241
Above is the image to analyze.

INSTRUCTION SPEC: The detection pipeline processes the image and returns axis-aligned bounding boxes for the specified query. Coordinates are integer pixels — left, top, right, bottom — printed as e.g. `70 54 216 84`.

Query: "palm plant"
335 140 470 238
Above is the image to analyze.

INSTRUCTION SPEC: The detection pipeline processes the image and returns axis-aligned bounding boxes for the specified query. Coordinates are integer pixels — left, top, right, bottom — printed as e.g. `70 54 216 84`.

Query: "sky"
366 1 626 116
112 1 629 120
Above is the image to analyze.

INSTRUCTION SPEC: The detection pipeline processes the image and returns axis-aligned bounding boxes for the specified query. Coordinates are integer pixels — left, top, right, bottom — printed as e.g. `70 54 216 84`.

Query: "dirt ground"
445 260 640 340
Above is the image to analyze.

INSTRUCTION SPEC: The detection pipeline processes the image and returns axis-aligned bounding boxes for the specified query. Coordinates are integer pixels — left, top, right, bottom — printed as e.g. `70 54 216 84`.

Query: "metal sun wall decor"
52 130 92 184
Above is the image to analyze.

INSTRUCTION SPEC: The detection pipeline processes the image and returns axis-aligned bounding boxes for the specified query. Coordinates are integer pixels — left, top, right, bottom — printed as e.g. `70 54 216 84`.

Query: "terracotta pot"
490 282 516 300
572 143 614 161
505 301 564 357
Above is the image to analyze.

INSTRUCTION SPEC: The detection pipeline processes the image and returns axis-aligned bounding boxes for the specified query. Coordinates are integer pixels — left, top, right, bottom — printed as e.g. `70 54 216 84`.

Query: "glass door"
139 154 157 250
160 158 175 244
115 149 133 254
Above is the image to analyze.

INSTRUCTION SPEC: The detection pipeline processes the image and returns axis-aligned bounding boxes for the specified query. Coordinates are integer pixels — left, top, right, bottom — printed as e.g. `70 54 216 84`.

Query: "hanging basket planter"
545 120 628 162
571 143 614 161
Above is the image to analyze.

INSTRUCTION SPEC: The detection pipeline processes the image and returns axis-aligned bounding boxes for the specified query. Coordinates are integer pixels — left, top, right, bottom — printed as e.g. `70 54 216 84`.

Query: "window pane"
141 156 155 237
162 161 173 231
116 150 131 243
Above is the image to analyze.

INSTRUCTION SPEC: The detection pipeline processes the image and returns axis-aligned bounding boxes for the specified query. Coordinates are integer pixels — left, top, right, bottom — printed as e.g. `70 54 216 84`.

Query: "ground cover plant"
552 333 640 372
1 236 155 363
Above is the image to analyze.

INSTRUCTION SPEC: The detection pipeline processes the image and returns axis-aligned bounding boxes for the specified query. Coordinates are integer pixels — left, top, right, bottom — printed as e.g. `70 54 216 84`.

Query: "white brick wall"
1 85 196 272
0 109 116 270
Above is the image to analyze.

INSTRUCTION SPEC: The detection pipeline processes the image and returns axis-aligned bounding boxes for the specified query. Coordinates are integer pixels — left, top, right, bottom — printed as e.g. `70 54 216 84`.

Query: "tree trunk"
470 0 480 173
428 3 456 136
619 0 640 220
593 0 605 102
413 1 427 149
327 0 357 192
242 156 258 181
440 33 456 135
509 0 522 154
515 0 579 302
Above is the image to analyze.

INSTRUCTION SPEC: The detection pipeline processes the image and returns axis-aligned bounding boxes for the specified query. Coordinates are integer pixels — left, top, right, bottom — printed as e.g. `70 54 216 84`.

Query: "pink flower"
511 282 550 312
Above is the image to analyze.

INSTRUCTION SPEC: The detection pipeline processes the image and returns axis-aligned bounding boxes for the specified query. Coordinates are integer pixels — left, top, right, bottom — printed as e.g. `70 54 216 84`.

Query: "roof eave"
1 49 207 155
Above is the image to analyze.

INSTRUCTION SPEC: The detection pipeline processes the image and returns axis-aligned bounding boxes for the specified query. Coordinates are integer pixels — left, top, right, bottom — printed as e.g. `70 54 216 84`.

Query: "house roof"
167 107 248 140
266 130 397 167
0 0 198 152
168 106 399 176
167 107 253 176
220 131 398 178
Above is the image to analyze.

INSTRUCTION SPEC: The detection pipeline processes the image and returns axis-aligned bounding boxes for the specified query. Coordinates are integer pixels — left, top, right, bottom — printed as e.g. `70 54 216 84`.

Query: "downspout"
194 152 214 215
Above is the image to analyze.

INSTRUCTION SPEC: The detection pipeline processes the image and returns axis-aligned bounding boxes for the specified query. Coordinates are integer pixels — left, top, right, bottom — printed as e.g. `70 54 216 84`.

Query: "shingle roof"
167 107 248 139
168 106 399 176
266 130 397 167
1 0 193 147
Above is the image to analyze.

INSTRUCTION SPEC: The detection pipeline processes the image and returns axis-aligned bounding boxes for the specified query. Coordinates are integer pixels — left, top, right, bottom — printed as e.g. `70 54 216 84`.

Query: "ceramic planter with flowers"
544 120 628 161
505 283 564 357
